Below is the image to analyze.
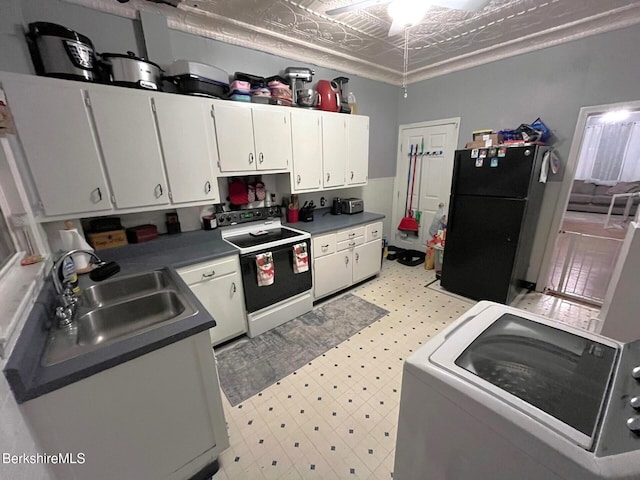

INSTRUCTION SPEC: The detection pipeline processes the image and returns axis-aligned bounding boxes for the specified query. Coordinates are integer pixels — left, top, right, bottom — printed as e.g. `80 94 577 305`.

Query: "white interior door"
391 119 460 250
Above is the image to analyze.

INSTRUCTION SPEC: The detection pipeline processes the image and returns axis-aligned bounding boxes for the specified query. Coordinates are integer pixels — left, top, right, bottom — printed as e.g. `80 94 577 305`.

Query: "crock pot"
27 22 97 82
101 51 163 91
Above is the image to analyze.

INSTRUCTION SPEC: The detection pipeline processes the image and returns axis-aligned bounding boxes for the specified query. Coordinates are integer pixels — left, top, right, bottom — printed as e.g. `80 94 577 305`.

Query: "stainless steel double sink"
42 269 199 366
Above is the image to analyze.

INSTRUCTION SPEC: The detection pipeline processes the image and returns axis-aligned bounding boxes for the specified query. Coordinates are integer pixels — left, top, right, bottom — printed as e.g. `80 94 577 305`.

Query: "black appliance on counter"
331 197 342 215
441 145 549 304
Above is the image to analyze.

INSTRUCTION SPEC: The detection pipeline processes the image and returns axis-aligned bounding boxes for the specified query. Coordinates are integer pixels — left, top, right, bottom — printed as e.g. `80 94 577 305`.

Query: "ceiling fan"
326 0 492 36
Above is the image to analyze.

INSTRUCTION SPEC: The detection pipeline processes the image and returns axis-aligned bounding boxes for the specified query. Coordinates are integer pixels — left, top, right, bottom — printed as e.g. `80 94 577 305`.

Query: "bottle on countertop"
59 220 94 274
348 92 357 115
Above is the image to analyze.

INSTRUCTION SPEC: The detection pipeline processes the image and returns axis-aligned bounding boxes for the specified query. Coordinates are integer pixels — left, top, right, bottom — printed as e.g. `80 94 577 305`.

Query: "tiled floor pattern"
213 261 599 479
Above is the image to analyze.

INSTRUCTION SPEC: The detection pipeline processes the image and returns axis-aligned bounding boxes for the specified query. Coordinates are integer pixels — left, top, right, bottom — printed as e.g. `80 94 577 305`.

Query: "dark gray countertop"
4 229 238 404
4 212 387 404
283 208 385 235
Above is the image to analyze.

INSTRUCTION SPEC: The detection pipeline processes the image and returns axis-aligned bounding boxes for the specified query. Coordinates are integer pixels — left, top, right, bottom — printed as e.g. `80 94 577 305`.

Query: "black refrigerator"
441 145 549 304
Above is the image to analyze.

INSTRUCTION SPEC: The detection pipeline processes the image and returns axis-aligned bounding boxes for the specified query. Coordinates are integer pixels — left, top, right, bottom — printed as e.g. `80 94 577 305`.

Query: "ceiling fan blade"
430 0 491 12
387 19 406 37
326 0 390 16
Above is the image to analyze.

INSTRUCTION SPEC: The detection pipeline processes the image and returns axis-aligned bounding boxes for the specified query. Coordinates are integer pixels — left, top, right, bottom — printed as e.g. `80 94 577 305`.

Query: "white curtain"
575 124 602 181
575 121 640 184
621 122 640 181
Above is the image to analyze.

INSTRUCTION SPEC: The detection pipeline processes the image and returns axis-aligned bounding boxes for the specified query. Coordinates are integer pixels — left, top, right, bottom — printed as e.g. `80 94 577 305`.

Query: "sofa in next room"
567 180 640 215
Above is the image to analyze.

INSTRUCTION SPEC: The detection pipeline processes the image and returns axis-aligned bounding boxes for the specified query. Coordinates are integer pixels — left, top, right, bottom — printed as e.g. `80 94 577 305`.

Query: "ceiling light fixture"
390 0 432 98
387 0 431 29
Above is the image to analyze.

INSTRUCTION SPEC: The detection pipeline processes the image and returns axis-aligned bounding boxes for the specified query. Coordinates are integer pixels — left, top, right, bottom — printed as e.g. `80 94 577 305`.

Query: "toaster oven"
341 198 363 214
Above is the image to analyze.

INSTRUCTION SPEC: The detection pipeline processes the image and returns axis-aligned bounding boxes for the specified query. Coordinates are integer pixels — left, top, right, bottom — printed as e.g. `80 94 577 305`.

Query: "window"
575 111 640 184
0 206 17 271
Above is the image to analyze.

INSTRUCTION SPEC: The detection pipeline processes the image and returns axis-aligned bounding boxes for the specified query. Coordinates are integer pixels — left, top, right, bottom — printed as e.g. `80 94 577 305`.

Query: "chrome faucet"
51 250 105 328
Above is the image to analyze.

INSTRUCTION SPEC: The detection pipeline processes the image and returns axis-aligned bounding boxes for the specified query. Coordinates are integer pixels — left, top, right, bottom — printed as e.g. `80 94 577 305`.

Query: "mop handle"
408 145 419 214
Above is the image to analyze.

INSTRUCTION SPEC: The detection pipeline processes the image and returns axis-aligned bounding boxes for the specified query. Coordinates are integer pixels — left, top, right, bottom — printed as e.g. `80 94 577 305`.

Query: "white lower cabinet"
177 256 247 347
20 331 228 480
353 240 383 283
313 221 383 300
314 251 353 299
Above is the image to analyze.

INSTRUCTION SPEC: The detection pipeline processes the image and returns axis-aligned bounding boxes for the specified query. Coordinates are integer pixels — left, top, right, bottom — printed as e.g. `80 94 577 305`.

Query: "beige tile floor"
213 260 598 480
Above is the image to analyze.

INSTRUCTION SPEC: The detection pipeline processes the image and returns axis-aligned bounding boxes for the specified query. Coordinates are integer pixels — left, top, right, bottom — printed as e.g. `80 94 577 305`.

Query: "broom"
398 143 420 232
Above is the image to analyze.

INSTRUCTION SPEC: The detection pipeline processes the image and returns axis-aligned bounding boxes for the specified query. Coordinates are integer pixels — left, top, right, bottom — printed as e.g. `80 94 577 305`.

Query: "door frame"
392 117 461 247
537 100 640 290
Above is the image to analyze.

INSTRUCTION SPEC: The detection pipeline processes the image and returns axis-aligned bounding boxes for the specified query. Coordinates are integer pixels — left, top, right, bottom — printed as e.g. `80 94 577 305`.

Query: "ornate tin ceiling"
66 0 640 84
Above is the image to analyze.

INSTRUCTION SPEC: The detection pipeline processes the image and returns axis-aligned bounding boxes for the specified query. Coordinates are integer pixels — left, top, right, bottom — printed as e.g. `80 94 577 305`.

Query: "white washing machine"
394 301 640 480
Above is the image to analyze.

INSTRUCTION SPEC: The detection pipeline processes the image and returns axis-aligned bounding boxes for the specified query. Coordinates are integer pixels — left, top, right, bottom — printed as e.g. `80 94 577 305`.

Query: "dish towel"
256 252 274 286
293 243 309 274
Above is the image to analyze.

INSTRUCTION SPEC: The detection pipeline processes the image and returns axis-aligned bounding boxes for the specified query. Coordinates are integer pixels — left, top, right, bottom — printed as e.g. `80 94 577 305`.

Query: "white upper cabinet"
88 89 169 209
153 95 220 204
252 108 291 171
347 115 369 186
1 75 111 216
213 103 292 173
321 114 347 188
213 103 256 173
290 109 322 192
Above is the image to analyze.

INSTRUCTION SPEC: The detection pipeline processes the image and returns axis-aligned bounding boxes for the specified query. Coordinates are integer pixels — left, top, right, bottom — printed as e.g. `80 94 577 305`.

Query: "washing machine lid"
429 305 620 450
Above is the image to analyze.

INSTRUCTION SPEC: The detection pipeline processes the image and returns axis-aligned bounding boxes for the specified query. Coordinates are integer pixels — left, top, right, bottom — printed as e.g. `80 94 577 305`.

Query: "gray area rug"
216 294 389 406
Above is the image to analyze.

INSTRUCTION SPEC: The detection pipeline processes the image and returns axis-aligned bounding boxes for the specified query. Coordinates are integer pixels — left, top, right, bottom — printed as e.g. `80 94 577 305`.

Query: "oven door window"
240 239 312 313
455 314 617 438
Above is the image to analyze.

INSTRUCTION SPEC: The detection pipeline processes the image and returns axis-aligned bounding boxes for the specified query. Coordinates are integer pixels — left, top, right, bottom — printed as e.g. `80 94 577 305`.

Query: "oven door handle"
241 239 309 258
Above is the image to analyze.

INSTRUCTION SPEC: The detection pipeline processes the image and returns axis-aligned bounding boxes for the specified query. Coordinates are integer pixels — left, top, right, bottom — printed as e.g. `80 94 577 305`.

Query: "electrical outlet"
320 197 326 207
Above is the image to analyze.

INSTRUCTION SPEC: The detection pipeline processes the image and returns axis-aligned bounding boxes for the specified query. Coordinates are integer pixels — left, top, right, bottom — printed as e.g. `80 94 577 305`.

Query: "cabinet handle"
349 241 356 247
348 232 356 238
205 181 211 193
297 175 301 184
372 230 378 236
345 256 349 265
322 244 329 251
155 183 163 197
249 153 254 164
356 253 360 262
231 282 237 296
202 270 215 278
351 171 354 180
327 172 330 182
259 152 264 164
92 187 102 202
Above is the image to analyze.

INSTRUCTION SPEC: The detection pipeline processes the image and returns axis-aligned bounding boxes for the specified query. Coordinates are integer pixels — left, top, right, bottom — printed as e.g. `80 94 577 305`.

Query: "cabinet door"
353 239 382 284
154 95 219 204
190 272 247 346
89 90 168 209
314 251 352 299
213 103 256 172
322 114 347 188
347 116 369 185
291 110 322 191
252 108 291 171
2 77 111 216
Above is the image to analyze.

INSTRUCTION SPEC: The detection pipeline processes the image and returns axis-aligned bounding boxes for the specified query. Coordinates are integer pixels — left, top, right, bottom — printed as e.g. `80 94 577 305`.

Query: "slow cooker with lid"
100 51 163 91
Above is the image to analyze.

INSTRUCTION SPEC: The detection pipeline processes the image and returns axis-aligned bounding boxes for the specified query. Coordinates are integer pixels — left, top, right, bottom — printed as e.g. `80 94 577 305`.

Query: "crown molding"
63 0 640 87
62 0 404 85
406 3 640 84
